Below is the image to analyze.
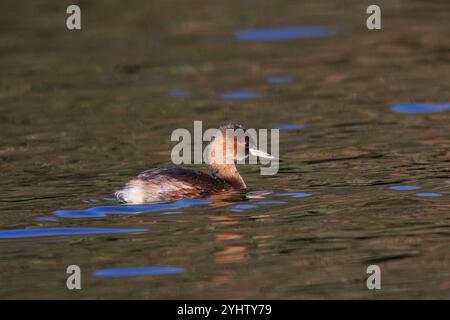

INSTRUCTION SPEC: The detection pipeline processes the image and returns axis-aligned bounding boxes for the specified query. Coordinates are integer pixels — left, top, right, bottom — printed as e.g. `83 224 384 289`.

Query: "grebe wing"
137 167 221 186
116 167 228 203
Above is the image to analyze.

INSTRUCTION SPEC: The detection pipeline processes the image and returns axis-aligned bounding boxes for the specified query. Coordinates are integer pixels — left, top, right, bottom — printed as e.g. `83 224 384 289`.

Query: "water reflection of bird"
115 123 273 204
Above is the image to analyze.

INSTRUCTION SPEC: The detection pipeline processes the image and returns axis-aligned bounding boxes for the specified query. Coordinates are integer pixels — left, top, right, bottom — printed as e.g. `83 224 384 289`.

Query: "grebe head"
207 123 273 189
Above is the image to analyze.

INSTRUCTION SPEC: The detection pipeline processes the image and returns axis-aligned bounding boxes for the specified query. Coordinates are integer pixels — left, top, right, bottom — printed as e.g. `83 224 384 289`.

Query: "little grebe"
115 123 273 204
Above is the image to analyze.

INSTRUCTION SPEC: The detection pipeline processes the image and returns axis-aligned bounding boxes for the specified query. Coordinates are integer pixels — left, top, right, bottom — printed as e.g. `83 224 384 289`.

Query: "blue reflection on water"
222 91 261 100
0 227 147 239
230 204 259 212
168 89 191 97
229 199 287 212
235 26 336 42
254 201 287 205
389 185 421 191
392 103 450 114
273 124 305 130
34 217 59 222
82 199 100 204
266 76 292 84
103 197 119 202
54 199 212 218
416 193 442 197
276 192 312 198
94 267 186 278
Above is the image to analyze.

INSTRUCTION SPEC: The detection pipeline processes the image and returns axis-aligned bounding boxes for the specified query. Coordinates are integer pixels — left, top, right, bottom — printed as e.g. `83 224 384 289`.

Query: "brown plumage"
116 167 231 203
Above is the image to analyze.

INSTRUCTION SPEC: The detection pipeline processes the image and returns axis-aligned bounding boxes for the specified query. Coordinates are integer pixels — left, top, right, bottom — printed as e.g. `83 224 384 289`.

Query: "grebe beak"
249 148 275 159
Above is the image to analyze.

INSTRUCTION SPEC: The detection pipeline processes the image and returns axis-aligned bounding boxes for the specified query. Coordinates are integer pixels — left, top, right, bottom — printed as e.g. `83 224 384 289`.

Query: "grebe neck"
210 162 246 189
207 128 247 189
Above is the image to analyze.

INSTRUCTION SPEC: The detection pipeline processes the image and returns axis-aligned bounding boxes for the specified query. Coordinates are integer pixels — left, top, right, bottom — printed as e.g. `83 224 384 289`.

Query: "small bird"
115 123 273 204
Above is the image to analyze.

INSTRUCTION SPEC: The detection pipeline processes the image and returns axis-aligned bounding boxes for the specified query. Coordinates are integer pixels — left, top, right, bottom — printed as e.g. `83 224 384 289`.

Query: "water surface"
0 0 449 299
235 26 336 41
392 103 450 114
94 267 186 278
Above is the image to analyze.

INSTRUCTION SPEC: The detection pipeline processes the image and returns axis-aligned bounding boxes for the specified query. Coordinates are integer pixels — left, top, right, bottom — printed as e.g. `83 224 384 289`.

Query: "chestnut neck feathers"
207 123 247 189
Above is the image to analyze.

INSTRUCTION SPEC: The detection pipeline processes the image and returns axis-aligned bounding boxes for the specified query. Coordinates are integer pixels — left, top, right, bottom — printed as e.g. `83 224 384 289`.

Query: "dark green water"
0 0 449 298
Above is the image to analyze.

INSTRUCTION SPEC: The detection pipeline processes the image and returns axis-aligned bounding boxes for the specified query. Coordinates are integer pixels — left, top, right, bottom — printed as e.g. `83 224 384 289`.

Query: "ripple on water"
0 227 147 239
276 192 312 198
254 200 287 205
273 124 305 130
167 89 191 97
392 103 450 114
247 190 273 198
416 193 442 197
389 185 421 191
34 217 59 222
94 267 186 278
266 76 292 84
82 199 100 204
235 26 336 42
230 204 259 212
103 197 120 202
222 91 261 100
53 199 212 218
229 199 287 212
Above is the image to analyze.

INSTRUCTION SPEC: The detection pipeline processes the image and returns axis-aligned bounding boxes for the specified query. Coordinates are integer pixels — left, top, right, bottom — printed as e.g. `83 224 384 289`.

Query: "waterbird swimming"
115 123 274 204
